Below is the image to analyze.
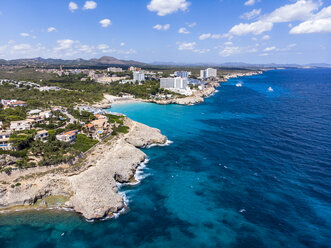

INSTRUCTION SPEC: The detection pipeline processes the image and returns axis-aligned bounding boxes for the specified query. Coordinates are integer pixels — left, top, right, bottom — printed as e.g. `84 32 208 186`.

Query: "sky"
0 0 330 64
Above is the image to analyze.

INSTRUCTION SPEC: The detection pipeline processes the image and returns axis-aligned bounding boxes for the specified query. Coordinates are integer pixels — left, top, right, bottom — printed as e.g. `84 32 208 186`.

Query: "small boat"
268 86 274 92
236 83 242 87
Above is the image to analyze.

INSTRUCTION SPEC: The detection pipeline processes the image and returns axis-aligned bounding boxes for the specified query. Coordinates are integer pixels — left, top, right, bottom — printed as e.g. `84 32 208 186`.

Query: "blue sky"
0 0 330 64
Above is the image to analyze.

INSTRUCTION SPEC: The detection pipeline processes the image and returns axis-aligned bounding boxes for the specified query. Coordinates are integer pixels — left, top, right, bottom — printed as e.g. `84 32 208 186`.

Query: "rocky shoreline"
0 118 167 220
97 71 262 108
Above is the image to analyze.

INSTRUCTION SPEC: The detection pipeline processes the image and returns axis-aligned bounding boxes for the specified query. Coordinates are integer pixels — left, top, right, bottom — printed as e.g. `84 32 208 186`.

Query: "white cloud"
120 42 125 46
220 46 241 57
20 33 29 37
229 21 273 36
262 35 270 40
54 39 76 51
178 27 190 34
290 5 331 34
187 22 197 28
193 48 210 54
47 27 56 32
244 0 256 6
153 24 170 31
147 0 190 16
177 42 196 50
240 8 261 20
97 44 109 50
224 41 233 45
83 1 97 10
69 2 78 12
265 0 320 23
99 19 112 28
199 33 211 40
12 44 31 51
199 33 220 40
264 46 277 52
211 34 221 39
228 0 322 36
260 53 269 56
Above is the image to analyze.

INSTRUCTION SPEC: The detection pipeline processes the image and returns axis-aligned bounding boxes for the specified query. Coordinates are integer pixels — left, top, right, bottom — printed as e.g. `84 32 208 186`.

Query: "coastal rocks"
149 83 219 106
0 155 18 168
68 119 166 219
124 119 167 147
0 117 167 220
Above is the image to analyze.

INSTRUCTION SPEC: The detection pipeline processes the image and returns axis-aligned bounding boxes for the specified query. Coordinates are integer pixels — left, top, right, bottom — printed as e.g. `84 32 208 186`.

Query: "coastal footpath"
0 118 167 220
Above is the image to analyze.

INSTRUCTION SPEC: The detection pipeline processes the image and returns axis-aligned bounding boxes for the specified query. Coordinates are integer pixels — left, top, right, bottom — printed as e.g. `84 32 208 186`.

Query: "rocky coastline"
0 118 167 220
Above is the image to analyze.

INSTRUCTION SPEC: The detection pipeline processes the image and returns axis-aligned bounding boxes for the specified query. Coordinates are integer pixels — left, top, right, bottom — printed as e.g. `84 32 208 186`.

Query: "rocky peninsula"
0 118 167 220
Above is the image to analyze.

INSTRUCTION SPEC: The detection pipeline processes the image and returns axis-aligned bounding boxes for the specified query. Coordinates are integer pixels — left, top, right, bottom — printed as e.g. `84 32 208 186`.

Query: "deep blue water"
0 69 330 248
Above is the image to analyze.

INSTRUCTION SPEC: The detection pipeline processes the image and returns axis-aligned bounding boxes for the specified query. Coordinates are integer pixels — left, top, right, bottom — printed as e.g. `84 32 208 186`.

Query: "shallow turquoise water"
0 69 330 248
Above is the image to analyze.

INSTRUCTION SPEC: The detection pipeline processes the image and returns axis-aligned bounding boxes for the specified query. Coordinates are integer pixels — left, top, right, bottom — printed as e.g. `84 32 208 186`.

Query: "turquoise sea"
0 69 330 247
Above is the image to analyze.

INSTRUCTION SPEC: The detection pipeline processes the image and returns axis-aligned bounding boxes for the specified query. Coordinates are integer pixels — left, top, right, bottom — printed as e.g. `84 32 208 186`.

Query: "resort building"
174 71 191 78
129 66 141 71
10 120 31 131
200 68 217 79
133 71 145 83
56 130 78 143
107 67 123 73
160 77 188 90
35 130 49 142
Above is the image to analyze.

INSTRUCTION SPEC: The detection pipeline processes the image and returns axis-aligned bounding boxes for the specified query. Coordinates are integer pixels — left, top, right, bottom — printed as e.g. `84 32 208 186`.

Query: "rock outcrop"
0 118 167 220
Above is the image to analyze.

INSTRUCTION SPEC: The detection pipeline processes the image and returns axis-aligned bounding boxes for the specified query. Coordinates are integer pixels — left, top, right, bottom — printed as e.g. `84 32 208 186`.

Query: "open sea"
0 68 330 248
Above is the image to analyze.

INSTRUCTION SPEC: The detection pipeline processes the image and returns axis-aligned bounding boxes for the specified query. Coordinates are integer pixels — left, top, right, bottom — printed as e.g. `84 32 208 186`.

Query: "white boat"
236 83 242 87
268 86 274 92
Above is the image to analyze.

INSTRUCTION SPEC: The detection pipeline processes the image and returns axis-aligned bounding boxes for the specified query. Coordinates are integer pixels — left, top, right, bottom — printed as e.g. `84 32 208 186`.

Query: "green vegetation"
72 134 98 152
69 109 96 123
10 130 36 150
0 106 26 125
0 83 103 108
3 167 13 175
106 114 125 125
112 125 130 136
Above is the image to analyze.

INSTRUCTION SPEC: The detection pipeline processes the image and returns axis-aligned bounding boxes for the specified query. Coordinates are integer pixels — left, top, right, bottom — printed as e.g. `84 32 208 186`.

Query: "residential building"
129 66 141 71
28 109 42 115
56 130 78 143
82 123 96 135
1 100 27 108
10 120 31 131
91 119 109 131
26 115 44 125
200 68 217 79
0 131 11 150
160 77 188 90
174 71 191 78
133 71 145 83
39 110 53 119
35 130 49 142
107 67 123 73
95 114 108 120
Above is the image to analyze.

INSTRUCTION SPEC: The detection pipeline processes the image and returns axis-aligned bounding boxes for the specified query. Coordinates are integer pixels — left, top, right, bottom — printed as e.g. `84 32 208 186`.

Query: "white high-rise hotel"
133 71 145 82
160 77 188 90
200 68 217 78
